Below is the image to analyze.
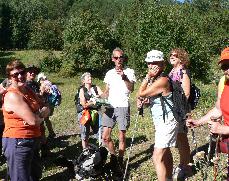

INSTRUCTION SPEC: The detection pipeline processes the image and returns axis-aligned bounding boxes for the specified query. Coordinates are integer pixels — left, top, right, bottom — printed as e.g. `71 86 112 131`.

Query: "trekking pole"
210 116 222 181
186 113 199 153
123 107 143 181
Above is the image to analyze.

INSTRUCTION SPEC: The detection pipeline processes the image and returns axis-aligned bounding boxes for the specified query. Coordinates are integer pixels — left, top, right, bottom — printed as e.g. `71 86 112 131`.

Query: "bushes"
62 11 119 76
39 51 62 73
28 19 63 50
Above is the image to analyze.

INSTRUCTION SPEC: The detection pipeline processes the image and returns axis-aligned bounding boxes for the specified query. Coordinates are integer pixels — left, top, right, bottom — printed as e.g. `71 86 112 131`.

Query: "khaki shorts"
102 107 130 131
153 116 179 148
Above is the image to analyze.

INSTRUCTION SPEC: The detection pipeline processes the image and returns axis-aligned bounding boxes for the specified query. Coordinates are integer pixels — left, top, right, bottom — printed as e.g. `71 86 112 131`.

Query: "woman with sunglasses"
2 60 50 181
187 47 229 138
168 48 192 179
138 50 179 181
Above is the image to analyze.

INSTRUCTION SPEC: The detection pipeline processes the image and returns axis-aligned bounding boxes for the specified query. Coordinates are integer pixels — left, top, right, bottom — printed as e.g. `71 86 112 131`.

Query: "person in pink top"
168 48 192 179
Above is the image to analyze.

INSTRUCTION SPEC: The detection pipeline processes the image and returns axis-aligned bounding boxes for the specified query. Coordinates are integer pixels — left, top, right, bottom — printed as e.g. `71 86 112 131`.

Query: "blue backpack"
48 84 62 106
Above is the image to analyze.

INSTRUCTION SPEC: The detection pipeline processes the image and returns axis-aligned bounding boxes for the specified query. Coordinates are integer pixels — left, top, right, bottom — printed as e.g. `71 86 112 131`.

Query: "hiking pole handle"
138 106 144 117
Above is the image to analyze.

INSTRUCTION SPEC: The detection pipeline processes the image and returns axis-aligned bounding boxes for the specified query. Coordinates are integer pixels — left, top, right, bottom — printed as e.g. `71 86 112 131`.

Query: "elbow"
185 93 190 99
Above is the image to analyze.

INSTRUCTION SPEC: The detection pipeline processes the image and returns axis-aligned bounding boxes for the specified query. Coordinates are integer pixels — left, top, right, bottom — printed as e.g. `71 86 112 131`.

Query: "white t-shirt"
104 68 136 107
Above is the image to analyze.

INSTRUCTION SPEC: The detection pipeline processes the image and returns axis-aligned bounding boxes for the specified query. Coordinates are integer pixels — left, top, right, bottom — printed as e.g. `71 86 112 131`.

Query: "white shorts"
153 116 179 148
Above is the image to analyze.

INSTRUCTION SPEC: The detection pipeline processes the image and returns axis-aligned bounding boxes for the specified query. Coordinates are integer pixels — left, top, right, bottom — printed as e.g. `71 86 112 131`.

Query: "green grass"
0 50 227 180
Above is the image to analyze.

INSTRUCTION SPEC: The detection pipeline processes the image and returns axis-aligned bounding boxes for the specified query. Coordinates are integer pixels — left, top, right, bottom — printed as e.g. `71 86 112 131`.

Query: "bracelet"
122 74 128 81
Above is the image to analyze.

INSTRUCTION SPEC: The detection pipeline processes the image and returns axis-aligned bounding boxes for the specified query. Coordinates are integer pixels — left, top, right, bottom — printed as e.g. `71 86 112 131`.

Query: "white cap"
37 72 47 82
145 50 164 62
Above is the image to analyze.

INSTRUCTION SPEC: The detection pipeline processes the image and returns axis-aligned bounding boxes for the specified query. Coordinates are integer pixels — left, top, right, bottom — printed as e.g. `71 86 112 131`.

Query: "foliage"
0 1 12 49
28 19 63 50
8 0 48 49
116 0 228 81
39 51 62 73
62 11 120 76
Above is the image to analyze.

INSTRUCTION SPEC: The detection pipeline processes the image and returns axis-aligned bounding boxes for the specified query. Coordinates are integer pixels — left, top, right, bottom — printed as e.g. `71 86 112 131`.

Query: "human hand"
207 120 222 134
186 118 199 128
39 106 50 118
148 66 160 78
137 97 149 109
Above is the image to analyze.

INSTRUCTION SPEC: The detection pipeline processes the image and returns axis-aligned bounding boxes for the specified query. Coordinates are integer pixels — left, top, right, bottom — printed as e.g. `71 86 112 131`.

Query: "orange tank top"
220 80 229 126
3 86 42 138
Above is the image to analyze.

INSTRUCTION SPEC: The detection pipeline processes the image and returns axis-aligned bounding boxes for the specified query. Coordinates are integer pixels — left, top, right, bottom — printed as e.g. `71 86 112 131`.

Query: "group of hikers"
0 46 228 181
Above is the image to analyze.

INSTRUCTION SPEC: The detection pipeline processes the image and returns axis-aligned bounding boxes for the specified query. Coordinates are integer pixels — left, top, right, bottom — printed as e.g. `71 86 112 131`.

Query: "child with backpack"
76 72 103 149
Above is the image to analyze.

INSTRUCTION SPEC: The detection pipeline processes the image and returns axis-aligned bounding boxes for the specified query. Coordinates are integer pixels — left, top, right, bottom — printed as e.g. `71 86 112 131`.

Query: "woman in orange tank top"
2 60 50 181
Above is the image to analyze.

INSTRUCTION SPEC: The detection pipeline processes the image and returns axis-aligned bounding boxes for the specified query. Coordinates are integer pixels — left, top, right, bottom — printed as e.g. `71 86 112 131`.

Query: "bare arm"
138 77 169 98
187 83 222 127
100 84 109 98
116 69 134 92
181 70 191 99
4 92 43 126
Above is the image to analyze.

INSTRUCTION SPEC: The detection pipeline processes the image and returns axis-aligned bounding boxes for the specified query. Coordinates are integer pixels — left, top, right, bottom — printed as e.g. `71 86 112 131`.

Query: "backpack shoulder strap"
218 75 226 96
92 85 98 95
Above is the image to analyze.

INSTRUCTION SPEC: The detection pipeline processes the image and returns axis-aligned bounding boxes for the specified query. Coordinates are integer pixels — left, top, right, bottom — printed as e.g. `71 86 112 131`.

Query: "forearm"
197 107 222 126
138 78 149 97
122 74 134 92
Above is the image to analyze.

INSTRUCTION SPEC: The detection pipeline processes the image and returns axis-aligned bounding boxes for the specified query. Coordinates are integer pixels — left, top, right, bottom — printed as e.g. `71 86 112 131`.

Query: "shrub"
28 19 63 50
39 51 62 73
62 11 120 76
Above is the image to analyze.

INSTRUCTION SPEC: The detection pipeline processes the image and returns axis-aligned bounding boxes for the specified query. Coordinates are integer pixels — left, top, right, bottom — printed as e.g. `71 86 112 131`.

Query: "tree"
62 11 120 77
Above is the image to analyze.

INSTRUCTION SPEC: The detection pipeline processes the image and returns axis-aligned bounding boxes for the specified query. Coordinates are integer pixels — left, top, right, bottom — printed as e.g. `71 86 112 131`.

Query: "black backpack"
161 78 190 123
74 144 108 180
74 85 98 113
188 83 201 110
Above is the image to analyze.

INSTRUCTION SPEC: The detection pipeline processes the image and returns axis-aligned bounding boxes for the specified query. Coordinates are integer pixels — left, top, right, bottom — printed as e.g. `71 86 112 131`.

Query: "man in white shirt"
102 47 136 177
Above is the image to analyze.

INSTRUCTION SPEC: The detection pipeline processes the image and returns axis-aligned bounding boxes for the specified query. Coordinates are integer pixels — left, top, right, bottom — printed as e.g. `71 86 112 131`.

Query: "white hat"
145 50 164 62
37 72 47 82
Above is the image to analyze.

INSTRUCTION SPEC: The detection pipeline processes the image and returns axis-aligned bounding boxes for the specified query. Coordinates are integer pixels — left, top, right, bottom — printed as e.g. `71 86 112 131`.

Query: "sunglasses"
221 64 229 71
10 70 26 78
170 53 178 58
113 56 125 60
147 62 164 66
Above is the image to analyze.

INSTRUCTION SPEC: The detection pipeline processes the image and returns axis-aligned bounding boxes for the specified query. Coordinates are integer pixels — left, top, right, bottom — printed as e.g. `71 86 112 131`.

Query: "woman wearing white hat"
138 50 178 181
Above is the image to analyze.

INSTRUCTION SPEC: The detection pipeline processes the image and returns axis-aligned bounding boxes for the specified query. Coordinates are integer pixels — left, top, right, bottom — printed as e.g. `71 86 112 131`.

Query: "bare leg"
45 117 55 136
118 130 126 157
153 147 173 181
102 126 115 154
81 138 89 149
177 132 192 173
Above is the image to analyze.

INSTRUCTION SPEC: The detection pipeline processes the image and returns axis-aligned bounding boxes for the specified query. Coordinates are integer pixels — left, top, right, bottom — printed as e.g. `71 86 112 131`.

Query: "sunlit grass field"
0 50 227 180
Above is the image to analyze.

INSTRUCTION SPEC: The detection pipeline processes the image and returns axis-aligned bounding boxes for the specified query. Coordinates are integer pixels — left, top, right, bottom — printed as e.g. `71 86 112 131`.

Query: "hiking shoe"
109 155 123 180
173 165 193 181
47 133 56 139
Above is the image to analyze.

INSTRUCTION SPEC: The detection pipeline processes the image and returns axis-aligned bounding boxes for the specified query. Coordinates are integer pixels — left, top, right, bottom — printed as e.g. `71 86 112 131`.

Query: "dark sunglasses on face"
10 70 26 78
221 64 229 71
170 53 178 58
113 56 125 60
147 62 164 66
